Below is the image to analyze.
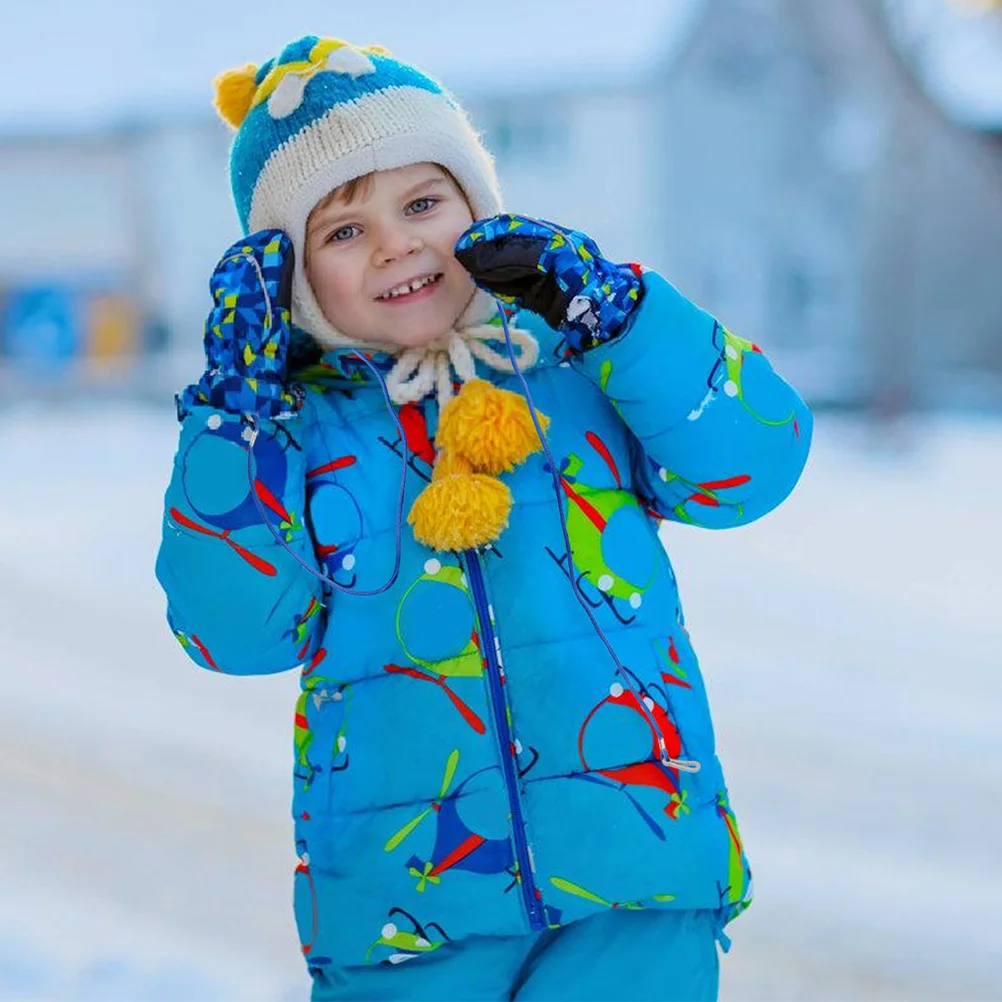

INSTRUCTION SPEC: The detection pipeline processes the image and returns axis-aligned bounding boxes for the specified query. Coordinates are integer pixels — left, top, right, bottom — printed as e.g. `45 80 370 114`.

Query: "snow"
0 0 706 131
0 400 1000 1000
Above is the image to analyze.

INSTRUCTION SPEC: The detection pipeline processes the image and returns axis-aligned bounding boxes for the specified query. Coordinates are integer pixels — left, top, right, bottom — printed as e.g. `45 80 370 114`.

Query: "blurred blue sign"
1 285 82 377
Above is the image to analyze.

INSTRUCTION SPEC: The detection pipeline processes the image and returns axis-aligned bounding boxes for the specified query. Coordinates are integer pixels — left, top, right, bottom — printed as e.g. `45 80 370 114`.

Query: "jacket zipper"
463 549 545 931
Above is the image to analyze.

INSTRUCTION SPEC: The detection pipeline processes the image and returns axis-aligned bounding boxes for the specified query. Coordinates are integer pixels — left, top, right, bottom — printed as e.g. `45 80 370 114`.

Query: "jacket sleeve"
155 404 327 675
571 271 813 528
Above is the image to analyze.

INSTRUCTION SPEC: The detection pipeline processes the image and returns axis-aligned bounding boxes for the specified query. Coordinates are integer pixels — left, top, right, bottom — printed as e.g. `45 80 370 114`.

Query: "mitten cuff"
564 261 644 354
177 371 303 422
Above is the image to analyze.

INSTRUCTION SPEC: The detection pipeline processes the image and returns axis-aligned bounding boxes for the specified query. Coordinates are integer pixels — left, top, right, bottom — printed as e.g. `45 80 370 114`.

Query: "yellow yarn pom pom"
213 64 260 129
408 473 512 552
407 381 550 551
436 379 550 476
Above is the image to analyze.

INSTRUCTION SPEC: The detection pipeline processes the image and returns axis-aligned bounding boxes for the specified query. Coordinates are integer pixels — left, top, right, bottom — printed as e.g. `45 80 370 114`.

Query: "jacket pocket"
649 631 724 807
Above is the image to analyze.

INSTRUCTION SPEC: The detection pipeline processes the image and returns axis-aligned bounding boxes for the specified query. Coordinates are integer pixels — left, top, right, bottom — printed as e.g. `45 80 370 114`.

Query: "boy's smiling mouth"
375 272 444 302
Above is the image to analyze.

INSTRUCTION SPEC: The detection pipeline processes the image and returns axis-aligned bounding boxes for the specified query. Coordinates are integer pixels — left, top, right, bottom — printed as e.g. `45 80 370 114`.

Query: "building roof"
0 0 707 133
883 0 1002 130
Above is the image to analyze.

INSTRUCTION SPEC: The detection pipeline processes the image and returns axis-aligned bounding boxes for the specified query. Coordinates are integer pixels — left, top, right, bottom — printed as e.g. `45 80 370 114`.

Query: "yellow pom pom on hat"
408 380 549 552
212 63 259 129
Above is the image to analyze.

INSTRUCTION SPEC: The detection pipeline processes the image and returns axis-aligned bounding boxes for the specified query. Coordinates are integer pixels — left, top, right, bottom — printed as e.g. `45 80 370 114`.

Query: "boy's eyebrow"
400 175 449 198
308 200 356 230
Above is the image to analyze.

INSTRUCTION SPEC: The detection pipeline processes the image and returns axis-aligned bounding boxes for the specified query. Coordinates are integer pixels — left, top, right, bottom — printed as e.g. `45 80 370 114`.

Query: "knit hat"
212 35 519 367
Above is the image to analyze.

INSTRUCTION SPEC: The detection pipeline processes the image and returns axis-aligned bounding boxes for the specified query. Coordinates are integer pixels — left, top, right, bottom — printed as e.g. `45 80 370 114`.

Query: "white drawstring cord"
384 323 540 407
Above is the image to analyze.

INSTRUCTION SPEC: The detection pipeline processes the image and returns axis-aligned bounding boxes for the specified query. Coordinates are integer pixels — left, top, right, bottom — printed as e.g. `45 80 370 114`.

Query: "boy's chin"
309 322 452 355
376 323 456 351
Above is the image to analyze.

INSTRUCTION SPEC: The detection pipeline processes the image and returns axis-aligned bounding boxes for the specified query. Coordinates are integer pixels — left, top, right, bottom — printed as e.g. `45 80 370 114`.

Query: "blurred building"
1 0 1001 409
0 117 233 396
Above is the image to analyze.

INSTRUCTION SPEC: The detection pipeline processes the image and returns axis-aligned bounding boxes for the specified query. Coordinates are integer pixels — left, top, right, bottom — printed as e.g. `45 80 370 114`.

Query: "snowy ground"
0 400 999 1002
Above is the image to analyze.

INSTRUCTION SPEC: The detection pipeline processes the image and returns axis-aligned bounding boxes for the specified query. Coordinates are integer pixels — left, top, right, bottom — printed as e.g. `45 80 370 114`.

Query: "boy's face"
305 163 477 351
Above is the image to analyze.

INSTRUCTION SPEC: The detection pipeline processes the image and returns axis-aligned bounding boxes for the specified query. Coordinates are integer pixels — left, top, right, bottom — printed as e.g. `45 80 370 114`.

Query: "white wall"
0 142 135 283
126 120 237 376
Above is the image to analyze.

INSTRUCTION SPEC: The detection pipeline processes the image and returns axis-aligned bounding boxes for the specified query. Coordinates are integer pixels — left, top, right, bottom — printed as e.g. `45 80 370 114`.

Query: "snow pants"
311 907 722 1001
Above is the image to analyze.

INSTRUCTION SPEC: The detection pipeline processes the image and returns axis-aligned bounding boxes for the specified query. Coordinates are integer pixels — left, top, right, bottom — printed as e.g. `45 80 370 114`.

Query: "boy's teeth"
382 275 438 299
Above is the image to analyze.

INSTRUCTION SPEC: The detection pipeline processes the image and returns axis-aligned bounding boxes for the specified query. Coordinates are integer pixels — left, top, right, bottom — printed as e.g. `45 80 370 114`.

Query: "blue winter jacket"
156 271 812 973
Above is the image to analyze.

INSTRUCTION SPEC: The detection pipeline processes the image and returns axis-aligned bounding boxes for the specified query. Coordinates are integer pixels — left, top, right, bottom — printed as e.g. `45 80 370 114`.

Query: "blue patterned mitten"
177 230 304 420
455 214 644 353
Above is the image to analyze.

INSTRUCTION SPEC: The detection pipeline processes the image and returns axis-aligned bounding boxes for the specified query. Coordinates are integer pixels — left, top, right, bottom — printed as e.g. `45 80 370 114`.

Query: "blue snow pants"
311 908 721 1001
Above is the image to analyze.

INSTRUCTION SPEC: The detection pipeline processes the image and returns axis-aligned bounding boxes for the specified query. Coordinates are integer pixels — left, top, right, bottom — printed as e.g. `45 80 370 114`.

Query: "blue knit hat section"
229 39 449 230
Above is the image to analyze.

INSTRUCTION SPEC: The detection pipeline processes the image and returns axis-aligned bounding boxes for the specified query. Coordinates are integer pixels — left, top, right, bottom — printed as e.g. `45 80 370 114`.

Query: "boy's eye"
406 197 438 215
328 224 359 243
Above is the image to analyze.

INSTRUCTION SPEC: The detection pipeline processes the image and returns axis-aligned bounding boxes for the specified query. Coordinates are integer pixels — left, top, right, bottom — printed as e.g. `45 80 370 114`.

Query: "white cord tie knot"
384 323 540 408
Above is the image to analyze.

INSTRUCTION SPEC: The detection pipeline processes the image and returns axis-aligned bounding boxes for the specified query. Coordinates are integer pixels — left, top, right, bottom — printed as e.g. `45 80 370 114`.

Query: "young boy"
156 35 812 1001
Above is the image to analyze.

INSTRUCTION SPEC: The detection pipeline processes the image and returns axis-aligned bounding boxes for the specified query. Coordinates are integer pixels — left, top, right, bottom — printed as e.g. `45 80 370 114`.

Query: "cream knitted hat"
212 35 538 403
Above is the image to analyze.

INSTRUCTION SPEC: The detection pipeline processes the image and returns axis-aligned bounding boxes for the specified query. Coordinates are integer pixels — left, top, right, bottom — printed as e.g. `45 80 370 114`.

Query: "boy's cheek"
309 278 348 332
448 272 478 321
308 262 351 318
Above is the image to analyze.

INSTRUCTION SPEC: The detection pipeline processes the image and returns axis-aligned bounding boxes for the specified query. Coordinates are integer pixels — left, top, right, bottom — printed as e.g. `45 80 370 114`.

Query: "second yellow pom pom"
407 473 512 552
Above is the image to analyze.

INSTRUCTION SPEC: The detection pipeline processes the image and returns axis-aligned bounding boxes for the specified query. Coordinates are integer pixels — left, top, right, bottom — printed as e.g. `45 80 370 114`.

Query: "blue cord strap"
491 306 698 774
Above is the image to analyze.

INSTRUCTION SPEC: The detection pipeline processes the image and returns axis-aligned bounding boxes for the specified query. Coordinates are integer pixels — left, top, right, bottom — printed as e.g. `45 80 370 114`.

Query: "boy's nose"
373 226 423 266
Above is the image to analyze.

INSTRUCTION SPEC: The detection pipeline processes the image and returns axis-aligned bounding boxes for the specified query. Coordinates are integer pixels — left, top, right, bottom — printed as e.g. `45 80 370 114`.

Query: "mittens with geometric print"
178 229 304 421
